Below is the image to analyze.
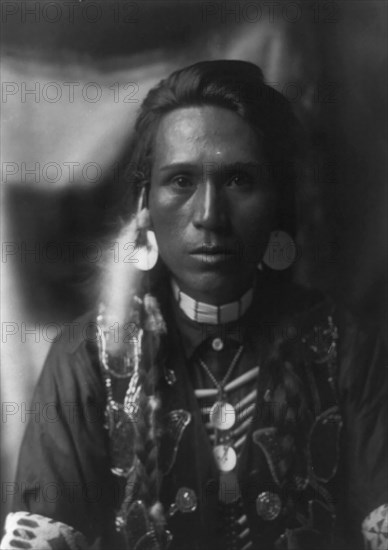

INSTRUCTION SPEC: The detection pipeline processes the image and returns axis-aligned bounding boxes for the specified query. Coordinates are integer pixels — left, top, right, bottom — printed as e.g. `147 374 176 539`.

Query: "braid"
131 305 166 534
99 208 167 542
266 331 311 438
134 354 161 504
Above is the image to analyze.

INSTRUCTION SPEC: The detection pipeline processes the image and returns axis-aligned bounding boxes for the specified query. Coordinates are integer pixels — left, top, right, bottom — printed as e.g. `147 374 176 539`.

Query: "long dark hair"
101 61 304 545
117 59 299 238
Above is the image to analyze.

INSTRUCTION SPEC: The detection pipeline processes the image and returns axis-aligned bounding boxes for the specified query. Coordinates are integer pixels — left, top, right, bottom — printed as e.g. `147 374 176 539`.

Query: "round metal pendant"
135 230 158 271
212 337 224 351
175 487 197 513
213 445 237 472
209 401 236 431
256 491 282 521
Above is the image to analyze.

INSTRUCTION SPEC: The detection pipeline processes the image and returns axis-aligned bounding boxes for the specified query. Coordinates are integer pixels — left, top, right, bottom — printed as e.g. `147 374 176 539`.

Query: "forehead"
152 106 262 169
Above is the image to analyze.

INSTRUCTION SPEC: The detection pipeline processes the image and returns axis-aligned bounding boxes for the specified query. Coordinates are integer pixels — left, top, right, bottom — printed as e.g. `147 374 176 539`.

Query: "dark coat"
13 282 387 550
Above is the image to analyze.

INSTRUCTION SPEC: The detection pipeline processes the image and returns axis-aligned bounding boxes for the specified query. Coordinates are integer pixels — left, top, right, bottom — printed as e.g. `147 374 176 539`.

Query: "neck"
171 280 254 325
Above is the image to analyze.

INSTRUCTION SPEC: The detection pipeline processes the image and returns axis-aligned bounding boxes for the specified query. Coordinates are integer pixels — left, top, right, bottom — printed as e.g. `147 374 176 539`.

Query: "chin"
179 272 251 304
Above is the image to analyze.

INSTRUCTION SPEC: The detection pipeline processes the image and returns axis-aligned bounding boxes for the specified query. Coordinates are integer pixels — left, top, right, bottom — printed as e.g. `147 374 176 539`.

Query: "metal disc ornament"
256 491 282 521
135 230 158 271
209 401 236 431
213 445 237 472
175 487 197 513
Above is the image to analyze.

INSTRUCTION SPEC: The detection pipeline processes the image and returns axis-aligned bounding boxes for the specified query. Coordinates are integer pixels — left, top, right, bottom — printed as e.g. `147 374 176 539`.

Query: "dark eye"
226 173 253 188
170 175 194 189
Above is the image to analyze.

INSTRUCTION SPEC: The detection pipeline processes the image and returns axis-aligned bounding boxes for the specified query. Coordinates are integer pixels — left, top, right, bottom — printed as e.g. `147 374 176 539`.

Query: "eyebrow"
159 161 262 172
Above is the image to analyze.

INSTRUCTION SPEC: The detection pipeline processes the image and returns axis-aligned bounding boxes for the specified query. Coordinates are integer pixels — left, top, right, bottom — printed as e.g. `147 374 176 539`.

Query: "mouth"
190 244 237 254
189 244 238 264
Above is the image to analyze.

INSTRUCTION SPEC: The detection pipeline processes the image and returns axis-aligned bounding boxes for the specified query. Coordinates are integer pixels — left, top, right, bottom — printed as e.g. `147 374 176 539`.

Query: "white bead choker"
171 280 253 325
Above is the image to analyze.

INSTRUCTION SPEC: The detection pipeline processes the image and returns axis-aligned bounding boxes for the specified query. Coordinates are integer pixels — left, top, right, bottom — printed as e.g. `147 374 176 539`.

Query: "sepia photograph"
1 1 387 549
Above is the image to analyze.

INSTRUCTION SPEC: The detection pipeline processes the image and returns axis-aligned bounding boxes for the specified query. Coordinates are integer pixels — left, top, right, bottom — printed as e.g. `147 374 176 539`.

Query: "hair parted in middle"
118 59 299 238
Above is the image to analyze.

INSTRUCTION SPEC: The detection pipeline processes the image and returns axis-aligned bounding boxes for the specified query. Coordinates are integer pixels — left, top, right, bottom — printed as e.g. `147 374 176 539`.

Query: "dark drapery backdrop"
1 0 387 525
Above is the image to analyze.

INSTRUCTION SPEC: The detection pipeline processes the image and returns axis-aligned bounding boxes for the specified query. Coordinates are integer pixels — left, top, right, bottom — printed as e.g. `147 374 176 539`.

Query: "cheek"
148 188 165 233
149 186 188 234
238 195 275 238
234 197 276 263
149 190 180 255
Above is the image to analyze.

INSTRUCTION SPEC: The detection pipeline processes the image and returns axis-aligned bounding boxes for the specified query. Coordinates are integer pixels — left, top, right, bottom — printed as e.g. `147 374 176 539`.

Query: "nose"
192 180 227 231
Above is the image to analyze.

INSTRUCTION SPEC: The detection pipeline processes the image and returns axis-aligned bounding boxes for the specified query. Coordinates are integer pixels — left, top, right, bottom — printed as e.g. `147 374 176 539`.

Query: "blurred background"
1 0 387 526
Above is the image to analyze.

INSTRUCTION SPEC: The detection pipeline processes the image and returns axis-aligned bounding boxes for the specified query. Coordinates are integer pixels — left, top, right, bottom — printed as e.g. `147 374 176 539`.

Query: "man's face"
149 106 276 304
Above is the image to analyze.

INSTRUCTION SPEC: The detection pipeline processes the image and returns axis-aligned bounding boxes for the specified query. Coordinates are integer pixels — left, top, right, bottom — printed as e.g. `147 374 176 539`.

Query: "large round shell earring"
134 185 159 272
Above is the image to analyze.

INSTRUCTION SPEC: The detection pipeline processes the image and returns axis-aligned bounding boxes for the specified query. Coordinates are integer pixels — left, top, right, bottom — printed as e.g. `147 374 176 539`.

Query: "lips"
190 244 237 255
189 244 239 266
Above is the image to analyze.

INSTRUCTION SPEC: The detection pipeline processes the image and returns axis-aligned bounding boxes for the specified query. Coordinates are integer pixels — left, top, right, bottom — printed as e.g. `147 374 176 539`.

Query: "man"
3 60 387 550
